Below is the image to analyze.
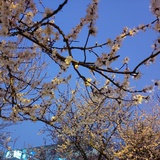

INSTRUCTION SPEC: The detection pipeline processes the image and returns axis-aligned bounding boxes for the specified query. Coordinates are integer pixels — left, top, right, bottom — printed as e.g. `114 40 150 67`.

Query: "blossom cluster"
66 0 99 40
150 0 160 32
150 0 160 17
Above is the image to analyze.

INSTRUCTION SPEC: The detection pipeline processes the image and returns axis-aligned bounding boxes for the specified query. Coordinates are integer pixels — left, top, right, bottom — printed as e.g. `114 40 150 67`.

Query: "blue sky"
4 0 160 149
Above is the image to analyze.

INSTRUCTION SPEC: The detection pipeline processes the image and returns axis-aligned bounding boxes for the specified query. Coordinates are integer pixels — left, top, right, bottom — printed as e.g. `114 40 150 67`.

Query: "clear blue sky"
4 0 159 149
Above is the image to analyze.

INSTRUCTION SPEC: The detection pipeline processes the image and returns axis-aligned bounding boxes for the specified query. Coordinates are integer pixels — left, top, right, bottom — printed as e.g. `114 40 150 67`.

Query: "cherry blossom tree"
0 0 160 159
0 0 159 120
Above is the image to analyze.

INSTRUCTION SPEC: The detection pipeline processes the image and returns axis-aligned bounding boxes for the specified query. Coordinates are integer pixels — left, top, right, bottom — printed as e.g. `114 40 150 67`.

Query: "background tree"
43 87 160 159
0 121 12 151
115 108 160 159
